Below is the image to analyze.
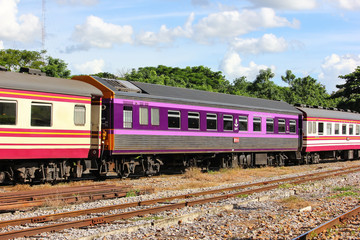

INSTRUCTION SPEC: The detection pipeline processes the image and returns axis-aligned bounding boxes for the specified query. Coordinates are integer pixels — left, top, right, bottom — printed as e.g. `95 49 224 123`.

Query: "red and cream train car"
0 70 102 183
297 105 360 163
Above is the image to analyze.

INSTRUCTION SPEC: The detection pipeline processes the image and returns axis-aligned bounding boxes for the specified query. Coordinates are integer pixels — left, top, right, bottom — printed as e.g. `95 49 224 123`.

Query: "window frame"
342 124 347 135
318 122 324 135
74 105 86 126
206 113 217 131
239 115 248 131
326 123 332 135
151 108 160 126
168 110 181 129
188 111 200 130
289 120 296 134
0 100 17 126
223 114 233 131
31 102 52 127
266 118 274 133
253 117 262 132
123 106 133 129
335 123 340 135
139 107 149 125
278 119 286 133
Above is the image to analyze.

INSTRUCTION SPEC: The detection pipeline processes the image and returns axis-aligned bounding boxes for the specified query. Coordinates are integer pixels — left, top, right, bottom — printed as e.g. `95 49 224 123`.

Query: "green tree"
125 65 229 93
41 56 71 78
332 66 360 112
0 49 46 71
248 68 283 100
281 70 334 107
92 72 121 79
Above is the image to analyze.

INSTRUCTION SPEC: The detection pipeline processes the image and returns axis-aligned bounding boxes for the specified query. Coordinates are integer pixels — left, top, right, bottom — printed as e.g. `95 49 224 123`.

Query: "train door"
89 96 102 159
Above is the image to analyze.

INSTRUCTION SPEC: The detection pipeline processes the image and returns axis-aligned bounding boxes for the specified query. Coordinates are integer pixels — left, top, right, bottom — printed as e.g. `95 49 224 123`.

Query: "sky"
1 0 360 93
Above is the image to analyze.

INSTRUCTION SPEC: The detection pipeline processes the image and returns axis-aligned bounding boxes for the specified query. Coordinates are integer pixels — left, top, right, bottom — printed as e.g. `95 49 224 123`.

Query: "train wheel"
0 172 5 183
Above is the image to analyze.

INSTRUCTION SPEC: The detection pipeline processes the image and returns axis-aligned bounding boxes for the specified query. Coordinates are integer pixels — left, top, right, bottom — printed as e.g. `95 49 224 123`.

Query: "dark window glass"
253 117 261 132
123 106 133 128
239 116 248 131
278 119 286 133
349 124 354 135
0 101 16 125
31 103 52 127
207 113 217 130
318 122 324 135
342 124 347 135
188 112 200 130
266 118 274 133
223 115 233 131
289 120 296 133
168 110 180 129
335 124 339 135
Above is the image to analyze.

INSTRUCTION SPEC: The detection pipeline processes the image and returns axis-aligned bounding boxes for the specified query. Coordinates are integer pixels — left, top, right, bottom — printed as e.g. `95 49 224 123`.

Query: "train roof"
118 80 300 114
0 71 103 97
297 106 360 121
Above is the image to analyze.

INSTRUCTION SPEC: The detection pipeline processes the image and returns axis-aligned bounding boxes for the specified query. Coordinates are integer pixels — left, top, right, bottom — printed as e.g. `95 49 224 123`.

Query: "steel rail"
0 166 359 240
293 205 360 240
0 166 357 229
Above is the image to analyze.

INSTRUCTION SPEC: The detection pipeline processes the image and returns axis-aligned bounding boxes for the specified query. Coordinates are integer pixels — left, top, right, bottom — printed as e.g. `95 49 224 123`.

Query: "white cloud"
319 53 360 91
231 34 288 54
194 8 299 42
56 0 98 5
136 13 194 46
248 0 318 10
331 0 360 10
221 51 274 80
0 41 4 50
70 15 133 50
0 0 41 43
74 59 105 74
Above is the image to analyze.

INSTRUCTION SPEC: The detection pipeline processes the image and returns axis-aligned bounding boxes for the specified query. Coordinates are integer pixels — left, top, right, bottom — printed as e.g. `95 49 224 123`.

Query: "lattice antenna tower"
41 0 46 54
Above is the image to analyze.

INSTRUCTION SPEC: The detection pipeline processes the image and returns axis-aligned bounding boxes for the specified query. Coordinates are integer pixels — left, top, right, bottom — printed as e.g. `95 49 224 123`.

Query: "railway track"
0 183 129 212
293 205 360 240
0 165 359 240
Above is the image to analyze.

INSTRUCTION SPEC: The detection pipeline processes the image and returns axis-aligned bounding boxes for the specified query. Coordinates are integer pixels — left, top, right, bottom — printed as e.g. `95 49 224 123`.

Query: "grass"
126 189 140 197
278 195 312 209
329 185 360 199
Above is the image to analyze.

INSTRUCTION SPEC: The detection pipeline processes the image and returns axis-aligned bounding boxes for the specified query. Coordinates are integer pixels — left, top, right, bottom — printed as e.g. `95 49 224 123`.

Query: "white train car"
0 69 102 183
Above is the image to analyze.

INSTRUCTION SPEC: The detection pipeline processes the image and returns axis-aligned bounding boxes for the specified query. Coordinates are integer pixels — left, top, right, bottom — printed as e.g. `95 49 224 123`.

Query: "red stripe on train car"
0 149 90 159
304 145 360 152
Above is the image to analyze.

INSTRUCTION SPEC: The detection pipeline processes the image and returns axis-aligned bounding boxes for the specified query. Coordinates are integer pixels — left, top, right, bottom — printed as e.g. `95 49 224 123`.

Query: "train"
0 67 359 183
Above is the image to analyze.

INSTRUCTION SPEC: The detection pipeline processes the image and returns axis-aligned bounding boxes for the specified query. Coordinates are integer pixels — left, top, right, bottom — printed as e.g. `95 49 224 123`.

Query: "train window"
168 110 180 129
74 105 86 126
318 122 324 135
313 122 317 134
335 124 340 135
123 106 133 128
207 113 217 130
308 122 312 134
253 117 261 132
0 100 16 125
151 108 159 126
31 102 52 127
223 115 233 131
278 119 285 133
357 125 360 135
239 116 248 131
326 123 332 135
289 120 296 133
342 124 347 135
139 107 148 125
188 112 200 130
266 118 274 133
349 124 354 135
